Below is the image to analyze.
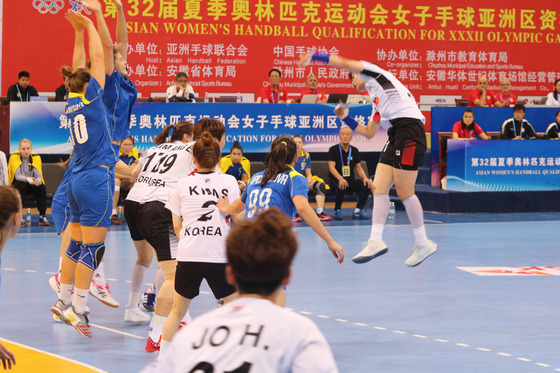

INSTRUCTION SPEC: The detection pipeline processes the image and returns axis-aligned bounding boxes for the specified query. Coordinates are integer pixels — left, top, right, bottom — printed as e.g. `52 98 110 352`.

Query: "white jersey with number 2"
141 297 338 373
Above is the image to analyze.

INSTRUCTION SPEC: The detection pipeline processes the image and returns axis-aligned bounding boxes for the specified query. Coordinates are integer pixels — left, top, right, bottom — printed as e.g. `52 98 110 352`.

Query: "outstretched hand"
82 0 102 14
328 242 345 264
65 10 91 30
216 196 230 214
0 342 15 370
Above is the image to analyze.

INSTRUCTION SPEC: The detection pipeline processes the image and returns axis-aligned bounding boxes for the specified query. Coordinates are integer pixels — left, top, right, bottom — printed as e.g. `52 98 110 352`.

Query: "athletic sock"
60 283 73 304
317 208 323 214
354 208 360 213
130 263 148 295
149 315 166 340
128 293 140 308
402 194 425 229
112 209 117 215
93 262 106 285
412 226 428 246
369 194 390 240
72 287 90 315
58 257 63 274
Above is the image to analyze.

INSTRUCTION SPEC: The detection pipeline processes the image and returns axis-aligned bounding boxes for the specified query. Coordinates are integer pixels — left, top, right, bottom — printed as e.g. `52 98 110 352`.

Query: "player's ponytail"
154 121 193 145
193 131 220 169
261 135 296 187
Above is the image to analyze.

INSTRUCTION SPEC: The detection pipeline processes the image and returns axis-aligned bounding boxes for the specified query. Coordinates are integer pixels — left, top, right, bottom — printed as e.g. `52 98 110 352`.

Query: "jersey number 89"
246 188 272 219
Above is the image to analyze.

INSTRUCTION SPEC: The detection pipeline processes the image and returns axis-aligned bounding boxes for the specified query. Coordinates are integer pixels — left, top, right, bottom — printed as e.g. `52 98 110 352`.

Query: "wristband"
27 177 33 184
311 52 330 64
342 115 359 131
338 176 343 181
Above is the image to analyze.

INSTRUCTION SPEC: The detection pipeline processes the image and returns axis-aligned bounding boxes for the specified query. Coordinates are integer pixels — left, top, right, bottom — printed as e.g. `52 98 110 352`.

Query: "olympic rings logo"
32 0 65 14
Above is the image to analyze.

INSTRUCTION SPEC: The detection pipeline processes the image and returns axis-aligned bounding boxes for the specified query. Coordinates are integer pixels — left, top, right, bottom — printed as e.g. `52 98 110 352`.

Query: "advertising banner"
3 1 560 100
446 139 560 191
9 102 386 154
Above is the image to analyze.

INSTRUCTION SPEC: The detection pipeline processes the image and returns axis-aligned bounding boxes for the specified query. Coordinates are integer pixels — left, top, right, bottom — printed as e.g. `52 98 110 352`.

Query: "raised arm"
67 16 86 69
300 52 365 74
67 11 105 88
112 0 128 60
83 0 114 76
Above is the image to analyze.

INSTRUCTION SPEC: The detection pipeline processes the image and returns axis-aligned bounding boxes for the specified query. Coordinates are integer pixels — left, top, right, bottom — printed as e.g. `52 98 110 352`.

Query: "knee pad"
78 242 106 271
313 181 327 195
64 239 82 263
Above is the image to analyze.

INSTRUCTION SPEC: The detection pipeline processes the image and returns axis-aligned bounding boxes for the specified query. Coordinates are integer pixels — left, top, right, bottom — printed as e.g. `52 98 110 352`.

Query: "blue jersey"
224 163 246 181
103 72 137 141
241 168 308 219
293 150 311 175
65 78 117 172
120 154 136 165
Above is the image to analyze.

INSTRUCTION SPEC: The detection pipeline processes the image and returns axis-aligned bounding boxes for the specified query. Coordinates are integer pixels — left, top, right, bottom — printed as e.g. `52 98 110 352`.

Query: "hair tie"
281 141 287 146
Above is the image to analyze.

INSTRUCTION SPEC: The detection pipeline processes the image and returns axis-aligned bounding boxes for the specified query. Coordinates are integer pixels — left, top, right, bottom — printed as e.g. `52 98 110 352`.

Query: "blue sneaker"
140 287 156 312
352 210 370 220
334 209 343 220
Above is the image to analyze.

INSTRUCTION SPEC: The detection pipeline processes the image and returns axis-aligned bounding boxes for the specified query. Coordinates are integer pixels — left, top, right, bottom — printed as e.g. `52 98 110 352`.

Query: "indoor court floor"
1 209 559 372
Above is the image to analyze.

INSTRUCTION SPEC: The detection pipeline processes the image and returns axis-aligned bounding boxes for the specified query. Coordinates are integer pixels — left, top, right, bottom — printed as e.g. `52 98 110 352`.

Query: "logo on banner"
33 0 65 14
457 266 560 276
69 0 91 15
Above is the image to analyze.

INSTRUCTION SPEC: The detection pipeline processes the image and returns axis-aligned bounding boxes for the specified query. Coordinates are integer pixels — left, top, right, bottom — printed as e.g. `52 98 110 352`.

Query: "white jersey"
126 140 196 204
165 171 240 263
358 61 425 129
141 297 339 373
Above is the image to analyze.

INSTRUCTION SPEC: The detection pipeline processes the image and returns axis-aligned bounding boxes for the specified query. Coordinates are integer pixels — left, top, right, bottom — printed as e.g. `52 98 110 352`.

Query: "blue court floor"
1 210 559 372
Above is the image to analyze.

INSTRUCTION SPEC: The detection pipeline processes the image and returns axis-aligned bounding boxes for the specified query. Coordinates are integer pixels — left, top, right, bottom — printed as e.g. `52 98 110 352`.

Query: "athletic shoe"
124 306 151 324
317 212 332 221
352 210 370 220
111 214 122 225
38 216 50 226
140 287 156 312
405 240 438 267
49 273 61 296
89 281 120 308
145 336 161 352
292 214 302 222
334 209 342 220
63 306 92 338
53 305 89 323
50 299 71 324
352 239 389 264
21 219 30 227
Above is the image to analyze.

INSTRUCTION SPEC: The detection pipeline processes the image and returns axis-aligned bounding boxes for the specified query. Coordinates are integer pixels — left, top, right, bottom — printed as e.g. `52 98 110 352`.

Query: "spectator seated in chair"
8 138 49 226
111 136 138 225
166 72 196 103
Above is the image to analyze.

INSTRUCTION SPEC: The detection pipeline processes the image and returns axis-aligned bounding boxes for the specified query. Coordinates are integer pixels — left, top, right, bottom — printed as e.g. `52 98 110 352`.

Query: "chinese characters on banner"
6 1 560 99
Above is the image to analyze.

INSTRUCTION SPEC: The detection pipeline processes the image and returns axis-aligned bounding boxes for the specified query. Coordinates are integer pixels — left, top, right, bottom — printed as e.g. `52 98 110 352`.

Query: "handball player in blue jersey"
83 0 137 304
50 10 118 338
217 136 344 299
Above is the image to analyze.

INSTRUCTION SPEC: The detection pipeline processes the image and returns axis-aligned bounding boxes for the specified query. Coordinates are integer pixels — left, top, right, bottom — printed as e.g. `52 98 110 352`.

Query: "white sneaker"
49 274 61 296
405 240 438 267
352 239 389 264
89 281 120 308
124 306 151 324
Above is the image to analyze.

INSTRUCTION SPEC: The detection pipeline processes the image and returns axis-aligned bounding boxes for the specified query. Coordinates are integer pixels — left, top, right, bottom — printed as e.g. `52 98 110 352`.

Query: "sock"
130 263 148 295
112 209 117 215
369 194 390 240
369 224 385 240
402 194 425 229
128 293 140 309
149 315 166 340
160 340 172 359
412 226 428 246
155 267 164 296
58 257 63 274
317 208 323 214
93 262 106 285
354 208 360 213
60 283 73 304
72 287 89 315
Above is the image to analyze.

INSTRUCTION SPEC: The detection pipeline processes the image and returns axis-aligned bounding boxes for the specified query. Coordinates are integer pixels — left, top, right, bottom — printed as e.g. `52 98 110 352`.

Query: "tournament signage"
9 102 386 153
4 1 560 99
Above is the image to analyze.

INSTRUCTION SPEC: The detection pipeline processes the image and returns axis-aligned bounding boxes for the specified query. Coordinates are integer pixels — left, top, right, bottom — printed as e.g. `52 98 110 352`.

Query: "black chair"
455 99 469 107
437 132 452 183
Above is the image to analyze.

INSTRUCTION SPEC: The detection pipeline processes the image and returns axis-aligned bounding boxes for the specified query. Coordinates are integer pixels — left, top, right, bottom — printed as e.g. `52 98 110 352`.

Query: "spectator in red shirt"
494 78 517 107
260 68 289 103
452 109 492 140
468 76 497 107
299 74 327 103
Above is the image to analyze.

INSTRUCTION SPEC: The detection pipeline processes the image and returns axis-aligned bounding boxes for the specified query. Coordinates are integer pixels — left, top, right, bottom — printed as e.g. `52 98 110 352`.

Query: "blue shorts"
68 167 115 227
51 200 72 235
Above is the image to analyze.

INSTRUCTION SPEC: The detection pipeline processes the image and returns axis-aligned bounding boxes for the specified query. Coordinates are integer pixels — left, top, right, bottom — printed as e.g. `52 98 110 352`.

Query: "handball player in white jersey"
124 119 226 351
301 52 437 267
160 131 240 355
142 208 338 373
